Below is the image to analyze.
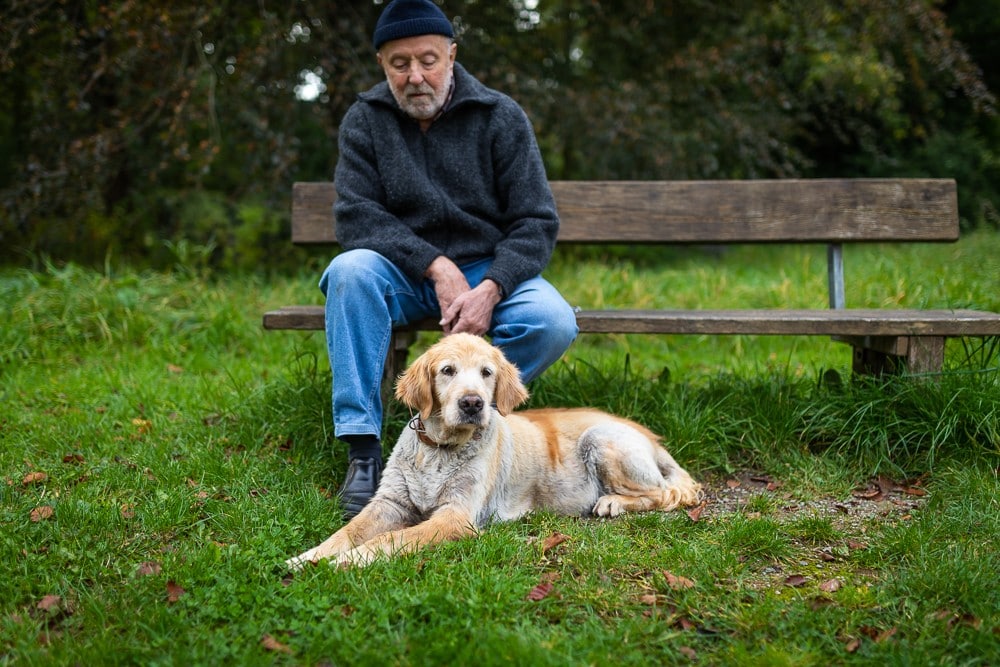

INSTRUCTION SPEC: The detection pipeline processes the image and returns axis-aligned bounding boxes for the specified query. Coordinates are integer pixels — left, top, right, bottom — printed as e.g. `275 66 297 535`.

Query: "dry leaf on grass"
36 595 62 613
687 500 707 522
132 418 152 435
166 581 186 604
261 635 294 655
22 472 48 485
526 582 554 601
663 571 696 590
819 579 842 593
136 561 162 577
30 506 54 522
541 531 570 554
783 575 808 588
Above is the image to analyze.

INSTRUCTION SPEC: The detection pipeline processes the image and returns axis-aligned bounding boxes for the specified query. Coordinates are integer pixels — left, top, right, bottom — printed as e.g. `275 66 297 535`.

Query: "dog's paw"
593 495 625 518
285 548 319 572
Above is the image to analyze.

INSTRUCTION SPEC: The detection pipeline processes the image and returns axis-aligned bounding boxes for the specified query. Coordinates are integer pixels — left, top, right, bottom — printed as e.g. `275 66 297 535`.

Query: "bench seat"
264 305 1000 337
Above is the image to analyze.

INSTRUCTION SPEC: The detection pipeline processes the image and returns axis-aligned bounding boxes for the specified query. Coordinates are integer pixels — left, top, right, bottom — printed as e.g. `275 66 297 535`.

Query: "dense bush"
1 0 997 269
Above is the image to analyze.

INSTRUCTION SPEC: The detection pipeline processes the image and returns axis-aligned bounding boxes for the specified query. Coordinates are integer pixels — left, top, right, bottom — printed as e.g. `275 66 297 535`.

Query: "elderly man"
321 0 578 517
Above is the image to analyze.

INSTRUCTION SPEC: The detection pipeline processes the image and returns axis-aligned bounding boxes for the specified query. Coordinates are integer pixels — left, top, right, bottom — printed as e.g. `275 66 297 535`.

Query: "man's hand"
425 256 502 335
441 279 502 335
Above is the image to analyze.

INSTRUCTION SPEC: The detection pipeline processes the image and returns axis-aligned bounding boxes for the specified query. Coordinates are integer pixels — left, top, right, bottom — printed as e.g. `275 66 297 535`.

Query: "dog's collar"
408 413 483 449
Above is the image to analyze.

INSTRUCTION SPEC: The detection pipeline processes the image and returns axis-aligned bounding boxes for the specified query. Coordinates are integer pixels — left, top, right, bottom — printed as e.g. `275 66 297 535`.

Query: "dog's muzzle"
458 393 485 418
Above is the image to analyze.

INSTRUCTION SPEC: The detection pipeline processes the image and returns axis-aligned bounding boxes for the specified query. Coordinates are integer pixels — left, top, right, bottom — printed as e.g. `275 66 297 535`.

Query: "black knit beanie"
373 0 454 51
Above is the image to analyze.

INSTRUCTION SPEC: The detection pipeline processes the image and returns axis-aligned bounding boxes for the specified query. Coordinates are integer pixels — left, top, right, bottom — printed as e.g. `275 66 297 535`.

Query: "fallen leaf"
526 582 554 601
677 617 697 631
541 531 570 554
36 595 62 613
62 454 85 464
819 579 842 593
847 540 868 550
726 479 741 489
875 627 898 643
261 635 293 655
686 500 707 522
120 504 135 519
902 486 926 497
679 646 697 660
30 506 54 522
663 571 696 590
167 364 184 374
132 418 152 435
950 613 982 630
136 561 162 577
783 575 808 588
639 594 659 605
166 580 186 603
853 485 881 500
844 638 862 653
22 471 48 485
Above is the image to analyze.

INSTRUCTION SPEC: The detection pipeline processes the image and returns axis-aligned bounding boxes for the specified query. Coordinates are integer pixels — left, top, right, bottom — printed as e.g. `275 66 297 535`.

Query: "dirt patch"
689 471 929 589
697 470 928 527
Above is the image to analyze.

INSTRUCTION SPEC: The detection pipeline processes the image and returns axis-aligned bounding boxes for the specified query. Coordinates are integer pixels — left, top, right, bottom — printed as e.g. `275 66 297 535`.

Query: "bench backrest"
290 179 959 245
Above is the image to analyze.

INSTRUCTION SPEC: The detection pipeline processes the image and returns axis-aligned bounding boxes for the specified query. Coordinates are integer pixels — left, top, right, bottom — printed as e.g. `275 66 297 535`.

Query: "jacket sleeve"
481 100 560 297
333 104 442 282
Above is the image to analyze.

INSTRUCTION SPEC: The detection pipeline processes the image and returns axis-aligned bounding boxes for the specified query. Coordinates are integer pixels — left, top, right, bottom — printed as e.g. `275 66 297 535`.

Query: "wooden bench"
264 179 1000 379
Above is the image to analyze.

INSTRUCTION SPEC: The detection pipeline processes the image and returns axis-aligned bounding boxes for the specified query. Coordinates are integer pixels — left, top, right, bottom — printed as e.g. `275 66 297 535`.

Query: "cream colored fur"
287 333 701 569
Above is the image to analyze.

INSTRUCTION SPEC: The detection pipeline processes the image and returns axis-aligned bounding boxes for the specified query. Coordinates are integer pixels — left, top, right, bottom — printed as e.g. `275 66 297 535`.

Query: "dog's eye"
481 367 493 378
441 365 455 376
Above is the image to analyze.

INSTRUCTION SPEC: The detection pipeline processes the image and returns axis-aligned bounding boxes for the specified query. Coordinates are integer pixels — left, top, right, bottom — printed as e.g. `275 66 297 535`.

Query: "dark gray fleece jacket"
333 63 559 297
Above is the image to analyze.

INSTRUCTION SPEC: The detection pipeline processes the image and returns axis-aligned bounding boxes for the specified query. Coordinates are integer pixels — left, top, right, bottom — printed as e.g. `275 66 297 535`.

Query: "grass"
2 232 999 665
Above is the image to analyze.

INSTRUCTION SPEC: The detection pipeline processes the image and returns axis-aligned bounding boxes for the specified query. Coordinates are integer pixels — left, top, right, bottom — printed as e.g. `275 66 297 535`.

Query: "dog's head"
395 333 529 433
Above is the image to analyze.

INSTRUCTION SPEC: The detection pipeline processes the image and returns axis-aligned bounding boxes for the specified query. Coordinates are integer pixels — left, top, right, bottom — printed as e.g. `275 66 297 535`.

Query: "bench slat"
264 305 1000 337
291 179 958 245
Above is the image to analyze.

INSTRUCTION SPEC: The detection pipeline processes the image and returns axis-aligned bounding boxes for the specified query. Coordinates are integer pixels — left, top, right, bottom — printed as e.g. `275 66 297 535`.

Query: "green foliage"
1 0 999 268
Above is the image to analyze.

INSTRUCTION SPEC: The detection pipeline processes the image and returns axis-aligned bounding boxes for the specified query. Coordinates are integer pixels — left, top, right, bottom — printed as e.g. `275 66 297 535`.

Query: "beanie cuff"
373 8 454 50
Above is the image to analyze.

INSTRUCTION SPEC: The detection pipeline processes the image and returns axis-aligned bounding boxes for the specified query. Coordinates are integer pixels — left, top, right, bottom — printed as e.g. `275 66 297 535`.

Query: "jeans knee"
320 250 384 297
541 303 579 351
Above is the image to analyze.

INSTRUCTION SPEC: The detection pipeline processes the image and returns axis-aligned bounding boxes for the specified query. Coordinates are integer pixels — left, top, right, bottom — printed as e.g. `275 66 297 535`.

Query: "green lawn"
2 233 999 665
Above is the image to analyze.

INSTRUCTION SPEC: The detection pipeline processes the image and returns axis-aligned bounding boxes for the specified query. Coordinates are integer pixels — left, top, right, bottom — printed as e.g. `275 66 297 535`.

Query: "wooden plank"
291 179 959 245
264 306 1000 337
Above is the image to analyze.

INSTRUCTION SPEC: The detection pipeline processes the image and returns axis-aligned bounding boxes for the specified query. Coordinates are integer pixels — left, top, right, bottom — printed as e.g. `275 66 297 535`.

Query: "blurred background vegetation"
1 0 997 271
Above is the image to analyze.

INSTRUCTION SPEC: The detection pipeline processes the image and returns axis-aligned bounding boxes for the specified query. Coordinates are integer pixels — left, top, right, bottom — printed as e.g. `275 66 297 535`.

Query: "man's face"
377 34 456 122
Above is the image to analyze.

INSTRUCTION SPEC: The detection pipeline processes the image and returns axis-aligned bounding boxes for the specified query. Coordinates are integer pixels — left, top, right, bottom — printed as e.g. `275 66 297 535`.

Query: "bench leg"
382 331 416 406
844 336 945 376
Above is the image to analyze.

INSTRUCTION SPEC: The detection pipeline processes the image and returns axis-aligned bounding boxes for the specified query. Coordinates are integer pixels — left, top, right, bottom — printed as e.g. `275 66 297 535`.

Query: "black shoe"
338 457 383 519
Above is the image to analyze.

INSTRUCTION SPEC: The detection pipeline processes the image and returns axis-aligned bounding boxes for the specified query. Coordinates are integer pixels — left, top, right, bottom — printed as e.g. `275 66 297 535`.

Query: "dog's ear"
493 352 529 416
395 351 436 417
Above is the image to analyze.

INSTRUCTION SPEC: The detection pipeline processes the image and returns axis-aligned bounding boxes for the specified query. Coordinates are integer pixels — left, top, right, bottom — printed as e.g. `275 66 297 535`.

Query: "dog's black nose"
459 394 484 416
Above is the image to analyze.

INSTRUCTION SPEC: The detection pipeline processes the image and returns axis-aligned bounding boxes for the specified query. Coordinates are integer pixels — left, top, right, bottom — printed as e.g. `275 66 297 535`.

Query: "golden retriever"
287 333 701 569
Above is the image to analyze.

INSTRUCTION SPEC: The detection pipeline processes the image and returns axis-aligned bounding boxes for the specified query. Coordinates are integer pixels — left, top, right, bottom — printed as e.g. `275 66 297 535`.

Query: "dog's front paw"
285 548 320 572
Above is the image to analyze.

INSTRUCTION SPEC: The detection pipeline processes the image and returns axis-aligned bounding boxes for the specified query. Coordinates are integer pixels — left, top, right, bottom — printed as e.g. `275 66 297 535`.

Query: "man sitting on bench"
319 0 578 517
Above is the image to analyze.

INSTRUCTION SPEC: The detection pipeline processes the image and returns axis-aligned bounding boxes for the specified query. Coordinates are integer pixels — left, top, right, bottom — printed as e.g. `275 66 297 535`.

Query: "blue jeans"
320 249 578 440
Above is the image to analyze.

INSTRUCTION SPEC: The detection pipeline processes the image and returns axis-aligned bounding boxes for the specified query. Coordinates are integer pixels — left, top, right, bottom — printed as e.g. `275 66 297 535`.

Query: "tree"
1 0 995 266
